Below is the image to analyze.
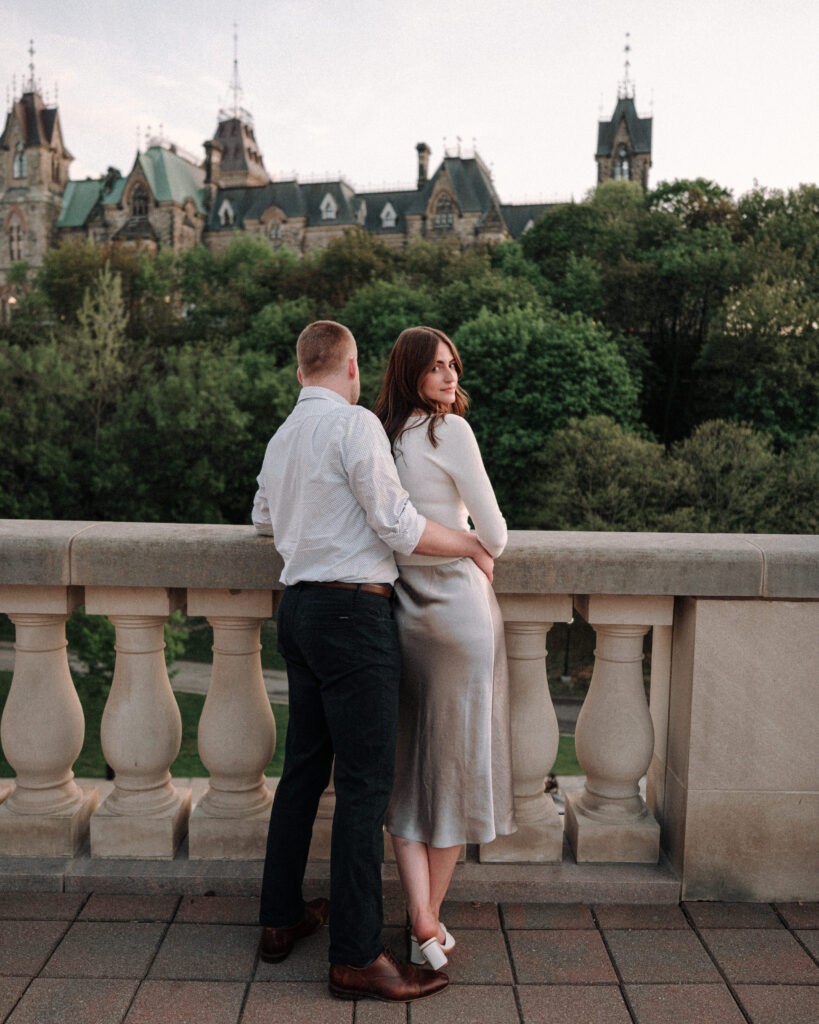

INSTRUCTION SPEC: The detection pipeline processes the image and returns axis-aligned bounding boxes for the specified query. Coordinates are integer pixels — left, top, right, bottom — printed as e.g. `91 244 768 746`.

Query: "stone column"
480 593 572 863
186 589 277 860
86 586 191 859
565 594 672 863
0 585 98 856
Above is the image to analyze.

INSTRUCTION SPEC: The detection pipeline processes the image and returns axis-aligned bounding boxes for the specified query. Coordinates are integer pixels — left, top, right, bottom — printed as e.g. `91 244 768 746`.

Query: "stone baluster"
186 589 277 860
565 594 672 862
645 624 673 821
0 585 98 856
85 586 191 859
480 594 573 863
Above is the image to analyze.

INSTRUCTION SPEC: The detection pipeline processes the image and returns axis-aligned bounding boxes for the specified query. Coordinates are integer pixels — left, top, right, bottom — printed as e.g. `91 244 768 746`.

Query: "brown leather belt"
307 581 394 600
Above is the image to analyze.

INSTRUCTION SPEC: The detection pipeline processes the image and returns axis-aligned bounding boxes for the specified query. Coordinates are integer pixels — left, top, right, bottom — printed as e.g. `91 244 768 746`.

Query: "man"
252 320 493 1003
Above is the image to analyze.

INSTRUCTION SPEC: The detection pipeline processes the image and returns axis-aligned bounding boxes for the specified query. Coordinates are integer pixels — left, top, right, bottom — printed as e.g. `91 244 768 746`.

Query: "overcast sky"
2 0 816 204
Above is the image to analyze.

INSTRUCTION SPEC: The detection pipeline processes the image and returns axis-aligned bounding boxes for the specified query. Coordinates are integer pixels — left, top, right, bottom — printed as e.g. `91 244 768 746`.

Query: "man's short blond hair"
297 320 354 378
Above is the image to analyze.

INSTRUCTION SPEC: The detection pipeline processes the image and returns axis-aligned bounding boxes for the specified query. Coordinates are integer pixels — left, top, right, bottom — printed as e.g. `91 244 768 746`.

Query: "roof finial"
230 21 242 118
28 39 36 93
619 32 633 99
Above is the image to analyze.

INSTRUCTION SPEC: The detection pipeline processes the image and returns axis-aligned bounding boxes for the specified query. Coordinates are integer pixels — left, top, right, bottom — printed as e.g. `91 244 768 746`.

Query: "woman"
374 326 516 970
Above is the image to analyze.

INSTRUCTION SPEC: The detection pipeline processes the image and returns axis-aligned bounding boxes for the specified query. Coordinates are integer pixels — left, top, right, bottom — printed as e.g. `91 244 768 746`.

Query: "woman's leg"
392 836 461 943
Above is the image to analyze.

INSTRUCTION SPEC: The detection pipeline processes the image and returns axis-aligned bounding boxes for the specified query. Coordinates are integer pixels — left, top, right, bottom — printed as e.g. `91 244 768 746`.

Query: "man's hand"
471 542 494 583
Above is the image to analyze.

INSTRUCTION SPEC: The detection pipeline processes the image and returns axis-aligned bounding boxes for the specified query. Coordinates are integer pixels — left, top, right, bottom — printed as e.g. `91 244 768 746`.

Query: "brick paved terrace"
0 892 817 1023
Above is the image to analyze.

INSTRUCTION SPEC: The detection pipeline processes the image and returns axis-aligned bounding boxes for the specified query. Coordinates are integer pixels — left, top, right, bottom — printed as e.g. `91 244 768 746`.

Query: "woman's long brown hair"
373 326 469 449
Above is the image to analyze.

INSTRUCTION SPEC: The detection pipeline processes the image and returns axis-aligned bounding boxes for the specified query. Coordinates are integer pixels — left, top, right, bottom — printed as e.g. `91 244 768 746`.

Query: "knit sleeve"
436 416 507 557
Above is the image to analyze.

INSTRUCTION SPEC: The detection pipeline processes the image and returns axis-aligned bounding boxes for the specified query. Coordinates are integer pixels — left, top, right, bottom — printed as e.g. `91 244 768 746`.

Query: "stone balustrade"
0 520 817 901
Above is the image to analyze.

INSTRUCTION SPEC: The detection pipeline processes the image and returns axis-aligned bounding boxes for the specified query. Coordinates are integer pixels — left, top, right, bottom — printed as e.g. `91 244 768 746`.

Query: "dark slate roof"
0 90 72 157
206 180 306 230
500 203 555 239
213 116 269 181
407 154 503 217
356 189 417 234
299 180 358 226
597 96 652 156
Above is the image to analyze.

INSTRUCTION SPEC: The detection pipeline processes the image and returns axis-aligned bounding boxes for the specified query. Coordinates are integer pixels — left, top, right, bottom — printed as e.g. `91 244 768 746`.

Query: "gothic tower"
204 26 269 200
0 42 73 283
595 36 652 189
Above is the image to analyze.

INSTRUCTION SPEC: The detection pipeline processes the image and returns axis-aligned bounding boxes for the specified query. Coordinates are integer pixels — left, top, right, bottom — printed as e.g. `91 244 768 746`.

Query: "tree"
241 297 317 364
65 263 130 447
526 416 694 531
696 271 819 447
452 306 640 525
669 420 783 532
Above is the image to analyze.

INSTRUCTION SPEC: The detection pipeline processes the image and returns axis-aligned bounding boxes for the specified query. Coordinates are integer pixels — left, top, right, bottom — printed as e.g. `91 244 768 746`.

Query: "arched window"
131 184 149 217
433 194 454 230
218 199 235 226
320 192 338 220
7 214 23 261
13 143 27 179
269 220 283 242
614 145 631 181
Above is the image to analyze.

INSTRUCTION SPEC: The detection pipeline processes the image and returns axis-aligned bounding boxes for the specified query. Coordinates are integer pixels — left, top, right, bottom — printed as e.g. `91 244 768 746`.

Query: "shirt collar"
297 385 350 406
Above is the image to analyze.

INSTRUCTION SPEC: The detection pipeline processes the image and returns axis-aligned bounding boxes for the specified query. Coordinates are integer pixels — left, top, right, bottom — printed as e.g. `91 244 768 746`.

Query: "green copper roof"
57 178 104 227
136 146 205 213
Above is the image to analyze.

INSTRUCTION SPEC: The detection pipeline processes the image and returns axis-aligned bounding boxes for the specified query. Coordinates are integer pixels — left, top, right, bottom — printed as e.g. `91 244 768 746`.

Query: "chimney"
416 142 430 190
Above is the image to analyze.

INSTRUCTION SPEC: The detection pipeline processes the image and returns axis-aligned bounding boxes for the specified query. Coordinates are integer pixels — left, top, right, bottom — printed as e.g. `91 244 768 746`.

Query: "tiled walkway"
0 893 816 1023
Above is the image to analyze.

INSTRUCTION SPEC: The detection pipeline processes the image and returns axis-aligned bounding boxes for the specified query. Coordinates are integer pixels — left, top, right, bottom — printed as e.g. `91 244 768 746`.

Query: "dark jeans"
259 582 401 966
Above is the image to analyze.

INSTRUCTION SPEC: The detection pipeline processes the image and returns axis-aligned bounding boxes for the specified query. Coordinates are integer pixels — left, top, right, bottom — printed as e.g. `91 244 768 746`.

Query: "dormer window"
13 143 27 179
614 145 631 181
320 192 338 220
522 218 535 234
131 184 149 218
380 202 397 229
219 199 235 226
433 193 455 231
356 200 367 226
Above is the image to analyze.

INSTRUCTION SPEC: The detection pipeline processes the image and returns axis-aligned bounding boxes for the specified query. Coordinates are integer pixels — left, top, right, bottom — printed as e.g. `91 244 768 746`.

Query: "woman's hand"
471 542 494 583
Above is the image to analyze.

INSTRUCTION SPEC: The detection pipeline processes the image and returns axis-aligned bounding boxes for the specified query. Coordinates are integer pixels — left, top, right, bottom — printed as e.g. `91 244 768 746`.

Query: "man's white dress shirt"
252 387 426 585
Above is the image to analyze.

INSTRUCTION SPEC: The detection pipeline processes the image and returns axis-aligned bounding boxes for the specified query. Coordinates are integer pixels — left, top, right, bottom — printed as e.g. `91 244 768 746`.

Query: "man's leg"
259 586 334 928
299 587 402 966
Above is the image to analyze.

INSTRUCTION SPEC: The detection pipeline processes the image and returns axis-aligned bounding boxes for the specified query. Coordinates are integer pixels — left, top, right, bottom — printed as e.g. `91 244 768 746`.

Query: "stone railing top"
0 520 817 600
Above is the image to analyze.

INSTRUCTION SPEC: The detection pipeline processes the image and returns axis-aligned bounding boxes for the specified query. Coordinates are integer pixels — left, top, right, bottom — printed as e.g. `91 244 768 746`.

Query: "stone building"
0 66 73 283
1 45 651 288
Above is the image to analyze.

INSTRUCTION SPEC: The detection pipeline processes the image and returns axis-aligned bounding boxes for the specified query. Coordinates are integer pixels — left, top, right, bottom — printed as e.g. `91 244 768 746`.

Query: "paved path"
0 892 816 1023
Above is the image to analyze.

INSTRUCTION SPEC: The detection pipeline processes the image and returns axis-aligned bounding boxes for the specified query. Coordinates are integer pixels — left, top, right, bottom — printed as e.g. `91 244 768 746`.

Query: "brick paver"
79 894 180 922
517 984 631 1024
698 927 819 985
625 983 747 1024
734 984 819 1024
594 903 689 929
124 980 246 1024
0 920 70 977
0 978 28 1021
776 903 819 929
149 924 259 982
502 901 595 929
6 978 138 1024
684 900 783 928
1 894 817 1023
508 929 617 984
603 928 721 984
41 921 165 980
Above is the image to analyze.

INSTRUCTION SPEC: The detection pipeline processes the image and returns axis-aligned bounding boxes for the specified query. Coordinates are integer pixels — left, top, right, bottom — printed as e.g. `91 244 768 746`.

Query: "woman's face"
419 340 459 407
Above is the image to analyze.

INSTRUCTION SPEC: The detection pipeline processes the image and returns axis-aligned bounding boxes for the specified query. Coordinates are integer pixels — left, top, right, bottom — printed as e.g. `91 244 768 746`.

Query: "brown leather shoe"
328 946 449 1002
259 897 330 963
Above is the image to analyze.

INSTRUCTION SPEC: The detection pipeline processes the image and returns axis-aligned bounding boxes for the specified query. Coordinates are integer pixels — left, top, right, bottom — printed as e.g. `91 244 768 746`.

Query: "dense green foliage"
1 178 816 533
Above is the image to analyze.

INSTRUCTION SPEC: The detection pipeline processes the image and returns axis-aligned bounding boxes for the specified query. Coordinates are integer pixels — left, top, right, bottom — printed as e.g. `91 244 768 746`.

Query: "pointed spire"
618 32 634 100
27 39 36 93
230 21 242 118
